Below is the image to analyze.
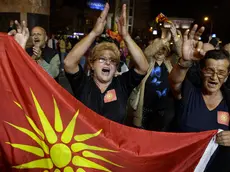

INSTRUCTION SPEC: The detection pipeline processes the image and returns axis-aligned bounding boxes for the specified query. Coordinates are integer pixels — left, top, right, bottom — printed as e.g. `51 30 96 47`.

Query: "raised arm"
64 3 110 74
8 20 29 49
117 4 149 75
170 23 182 58
144 33 171 63
169 25 205 99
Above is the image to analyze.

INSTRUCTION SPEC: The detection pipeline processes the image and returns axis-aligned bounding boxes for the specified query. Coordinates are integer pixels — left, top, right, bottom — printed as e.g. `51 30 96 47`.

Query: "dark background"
149 0 229 43
1 0 229 44
55 0 229 43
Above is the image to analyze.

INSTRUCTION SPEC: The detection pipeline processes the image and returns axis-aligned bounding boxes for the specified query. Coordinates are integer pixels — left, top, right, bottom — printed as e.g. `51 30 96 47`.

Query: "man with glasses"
169 25 230 171
64 3 148 124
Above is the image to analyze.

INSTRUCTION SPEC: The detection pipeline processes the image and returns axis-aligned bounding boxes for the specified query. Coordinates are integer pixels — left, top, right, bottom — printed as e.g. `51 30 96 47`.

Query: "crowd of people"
6 2 230 171
8 21 73 81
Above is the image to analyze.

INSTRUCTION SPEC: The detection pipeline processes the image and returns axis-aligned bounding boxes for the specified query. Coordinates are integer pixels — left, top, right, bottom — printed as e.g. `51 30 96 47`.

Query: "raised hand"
117 4 129 39
170 23 180 42
162 31 171 44
182 24 205 61
92 3 109 37
8 20 29 49
32 45 42 60
169 23 183 57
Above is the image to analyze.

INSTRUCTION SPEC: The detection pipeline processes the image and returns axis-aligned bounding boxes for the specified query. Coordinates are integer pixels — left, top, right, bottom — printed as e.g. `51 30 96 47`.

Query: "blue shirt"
175 79 230 172
176 79 229 132
142 63 174 131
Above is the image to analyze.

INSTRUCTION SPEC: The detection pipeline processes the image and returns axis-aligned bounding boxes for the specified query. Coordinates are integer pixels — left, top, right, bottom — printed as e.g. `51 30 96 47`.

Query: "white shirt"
48 38 58 50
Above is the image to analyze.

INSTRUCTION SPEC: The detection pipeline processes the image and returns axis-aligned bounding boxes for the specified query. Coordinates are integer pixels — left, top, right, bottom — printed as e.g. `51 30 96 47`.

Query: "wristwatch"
177 58 193 68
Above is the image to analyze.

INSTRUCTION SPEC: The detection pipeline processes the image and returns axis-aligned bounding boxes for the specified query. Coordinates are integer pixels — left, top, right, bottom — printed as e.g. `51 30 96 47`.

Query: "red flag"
106 29 123 43
0 33 218 172
156 13 172 24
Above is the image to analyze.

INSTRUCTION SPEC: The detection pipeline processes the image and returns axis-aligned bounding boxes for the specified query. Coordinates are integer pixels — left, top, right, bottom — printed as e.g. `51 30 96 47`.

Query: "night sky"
150 0 229 43
150 0 219 18
58 0 229 43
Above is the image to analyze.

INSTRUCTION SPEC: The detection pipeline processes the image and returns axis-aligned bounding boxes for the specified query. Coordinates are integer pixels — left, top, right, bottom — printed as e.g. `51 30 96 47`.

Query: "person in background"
223 43 230 89
128 23 182 131
66 38 72 54
209 37 220 49
8 20 15 32
120 40 128 63
48 34 58 50
224 43 230 55
114 42 129 76
64 3 148 124
8 21 60 81
27 27 60 81
169 24 230 172
59 36 67 71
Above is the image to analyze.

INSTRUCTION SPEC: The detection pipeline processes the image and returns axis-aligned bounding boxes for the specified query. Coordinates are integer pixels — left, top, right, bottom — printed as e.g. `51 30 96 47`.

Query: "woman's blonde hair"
89 42 121 64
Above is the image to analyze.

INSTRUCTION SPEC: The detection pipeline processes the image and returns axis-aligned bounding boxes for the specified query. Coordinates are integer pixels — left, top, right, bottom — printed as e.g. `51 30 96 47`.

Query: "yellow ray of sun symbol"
6 89 123 171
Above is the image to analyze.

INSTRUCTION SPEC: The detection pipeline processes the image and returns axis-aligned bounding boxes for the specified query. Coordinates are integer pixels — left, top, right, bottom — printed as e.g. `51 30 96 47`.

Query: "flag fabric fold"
0 33 218 172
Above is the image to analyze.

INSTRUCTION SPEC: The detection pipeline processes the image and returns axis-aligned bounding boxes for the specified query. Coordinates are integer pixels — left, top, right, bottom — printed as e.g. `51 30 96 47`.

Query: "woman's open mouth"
102 68 110 76
207 81 218 88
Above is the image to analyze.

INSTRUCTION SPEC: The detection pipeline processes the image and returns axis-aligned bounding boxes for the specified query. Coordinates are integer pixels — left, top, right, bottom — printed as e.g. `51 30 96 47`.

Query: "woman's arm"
64 3 110 74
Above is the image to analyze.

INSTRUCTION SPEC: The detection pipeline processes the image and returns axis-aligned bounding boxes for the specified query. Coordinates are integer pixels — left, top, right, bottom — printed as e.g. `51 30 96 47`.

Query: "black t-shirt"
176 79 229 132
142 63 175 131
175 79 230 172
66 65 145 124
144 63 170 108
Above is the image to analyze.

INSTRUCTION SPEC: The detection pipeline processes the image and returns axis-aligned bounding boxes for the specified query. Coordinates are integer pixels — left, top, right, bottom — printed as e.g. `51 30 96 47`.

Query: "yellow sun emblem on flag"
106 93 113 100
220 115 228 122
5 89 123 172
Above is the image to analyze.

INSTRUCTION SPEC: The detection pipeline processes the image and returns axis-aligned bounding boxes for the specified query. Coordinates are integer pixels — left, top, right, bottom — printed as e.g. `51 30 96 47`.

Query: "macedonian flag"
0 33 218 172
155 13 172 24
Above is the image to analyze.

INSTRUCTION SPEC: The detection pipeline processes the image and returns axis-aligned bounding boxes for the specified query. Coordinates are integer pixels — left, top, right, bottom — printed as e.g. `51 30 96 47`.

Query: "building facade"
0 0 50 32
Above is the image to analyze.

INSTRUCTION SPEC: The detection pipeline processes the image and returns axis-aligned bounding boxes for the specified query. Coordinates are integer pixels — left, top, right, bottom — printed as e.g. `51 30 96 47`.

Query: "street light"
204 17 209 21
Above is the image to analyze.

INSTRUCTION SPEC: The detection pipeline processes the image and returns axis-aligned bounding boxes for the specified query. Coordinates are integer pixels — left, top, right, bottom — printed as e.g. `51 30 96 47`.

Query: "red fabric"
106 29 122 43
155 13 172 24
104 89 117 103
217 111 229 126
0 33 217 172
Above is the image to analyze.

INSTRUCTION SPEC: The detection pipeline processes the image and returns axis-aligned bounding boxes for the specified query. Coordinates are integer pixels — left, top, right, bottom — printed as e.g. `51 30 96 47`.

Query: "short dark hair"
200 49 230 70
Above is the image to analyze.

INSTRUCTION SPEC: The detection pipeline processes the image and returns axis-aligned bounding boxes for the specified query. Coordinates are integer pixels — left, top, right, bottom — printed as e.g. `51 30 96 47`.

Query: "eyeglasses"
97 57 118 66
202 68 228 79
